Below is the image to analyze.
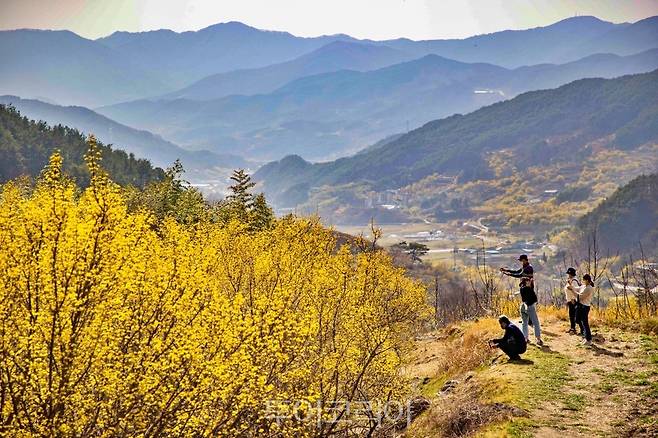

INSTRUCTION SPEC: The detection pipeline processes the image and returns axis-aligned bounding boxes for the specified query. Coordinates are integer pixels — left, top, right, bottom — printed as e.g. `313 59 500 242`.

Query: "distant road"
464 218 489 234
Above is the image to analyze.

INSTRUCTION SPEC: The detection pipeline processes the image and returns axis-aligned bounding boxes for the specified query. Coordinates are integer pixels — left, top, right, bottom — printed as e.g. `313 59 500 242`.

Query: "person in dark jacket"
489 315 527 360
501 254 543 345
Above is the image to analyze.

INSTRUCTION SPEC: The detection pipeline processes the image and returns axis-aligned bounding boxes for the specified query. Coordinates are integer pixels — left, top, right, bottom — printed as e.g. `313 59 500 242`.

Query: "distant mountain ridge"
96 54 509 160
97 21 357 87
2 15 657 108
98 49 658 162
0 29 169 107
129 15 658 102
162 41 416 101
380 16 635 67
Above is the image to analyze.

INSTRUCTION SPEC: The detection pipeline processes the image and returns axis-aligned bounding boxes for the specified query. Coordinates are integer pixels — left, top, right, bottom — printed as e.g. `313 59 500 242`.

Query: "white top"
578 284 595 306
564 277 580 301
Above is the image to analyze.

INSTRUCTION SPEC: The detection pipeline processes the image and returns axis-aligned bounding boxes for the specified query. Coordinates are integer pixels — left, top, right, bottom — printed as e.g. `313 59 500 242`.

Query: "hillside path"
482 316 658 437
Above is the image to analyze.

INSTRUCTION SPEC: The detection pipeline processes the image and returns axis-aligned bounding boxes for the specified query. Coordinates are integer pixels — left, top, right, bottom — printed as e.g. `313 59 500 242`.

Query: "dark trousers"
498 339 526 359
567 301 578 330
577 304 592 341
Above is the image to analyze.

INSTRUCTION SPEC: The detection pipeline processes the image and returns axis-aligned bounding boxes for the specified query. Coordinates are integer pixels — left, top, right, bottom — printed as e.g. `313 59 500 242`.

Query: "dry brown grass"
538 305 568 321
437 319 500 376
415 309 566 382
407 381 528 437
640 317 658 335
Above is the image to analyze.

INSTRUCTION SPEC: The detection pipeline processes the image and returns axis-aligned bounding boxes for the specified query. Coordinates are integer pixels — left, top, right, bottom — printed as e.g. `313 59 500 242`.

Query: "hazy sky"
1 0 657 40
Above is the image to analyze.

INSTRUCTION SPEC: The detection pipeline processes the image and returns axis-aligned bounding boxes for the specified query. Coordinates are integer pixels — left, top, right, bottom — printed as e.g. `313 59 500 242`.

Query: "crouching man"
489 315 527 360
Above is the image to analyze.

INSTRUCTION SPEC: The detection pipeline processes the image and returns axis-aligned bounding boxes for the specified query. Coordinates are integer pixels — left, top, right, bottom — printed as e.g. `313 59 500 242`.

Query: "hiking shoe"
567 328 576 334
536 339 544 346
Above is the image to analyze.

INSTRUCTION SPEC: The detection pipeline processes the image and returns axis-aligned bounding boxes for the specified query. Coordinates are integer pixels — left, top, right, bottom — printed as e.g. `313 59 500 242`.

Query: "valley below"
334 220 553 268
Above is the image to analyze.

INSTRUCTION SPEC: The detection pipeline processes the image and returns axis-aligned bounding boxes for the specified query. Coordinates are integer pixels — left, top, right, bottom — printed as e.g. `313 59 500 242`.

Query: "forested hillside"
256 70 658 225
578 173 658 255
0 96 247 172
0 105 164 187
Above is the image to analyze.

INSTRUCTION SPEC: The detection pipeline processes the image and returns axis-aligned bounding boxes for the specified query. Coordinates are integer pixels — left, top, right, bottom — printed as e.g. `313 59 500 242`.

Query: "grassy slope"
404 312 658 437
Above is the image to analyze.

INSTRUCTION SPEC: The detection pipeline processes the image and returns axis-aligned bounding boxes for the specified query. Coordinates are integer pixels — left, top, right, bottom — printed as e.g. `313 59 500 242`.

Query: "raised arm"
506 267 532 279
501 267 523 277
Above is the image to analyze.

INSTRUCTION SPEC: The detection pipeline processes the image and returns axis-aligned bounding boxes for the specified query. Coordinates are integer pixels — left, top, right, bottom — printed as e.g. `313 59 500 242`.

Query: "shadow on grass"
507 358 534 365
590 343 624 358
536 344 560 355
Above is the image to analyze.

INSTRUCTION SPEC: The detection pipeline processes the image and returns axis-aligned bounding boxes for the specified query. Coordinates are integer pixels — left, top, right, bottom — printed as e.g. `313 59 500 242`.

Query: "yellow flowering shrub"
0 150 429 436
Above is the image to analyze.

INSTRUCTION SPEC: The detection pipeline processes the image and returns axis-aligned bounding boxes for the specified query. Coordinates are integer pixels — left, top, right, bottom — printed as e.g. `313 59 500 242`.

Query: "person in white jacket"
564 267 581 334
577 274 595 345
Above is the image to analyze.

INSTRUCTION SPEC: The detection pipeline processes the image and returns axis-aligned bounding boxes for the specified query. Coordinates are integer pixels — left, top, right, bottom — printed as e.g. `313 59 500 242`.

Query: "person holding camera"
501 254 543 345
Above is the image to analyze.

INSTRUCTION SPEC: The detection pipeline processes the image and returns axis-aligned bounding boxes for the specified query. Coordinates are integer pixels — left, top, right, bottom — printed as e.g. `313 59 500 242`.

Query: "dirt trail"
482 317 658 437
405 315 658 437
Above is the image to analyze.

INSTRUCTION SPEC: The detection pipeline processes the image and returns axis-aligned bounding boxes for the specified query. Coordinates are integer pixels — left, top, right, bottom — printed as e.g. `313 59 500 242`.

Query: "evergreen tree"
227 169 255 208
250 192 274 231
226 169 255 223
393 241 429 263
222 169 275 230
127 159 207 224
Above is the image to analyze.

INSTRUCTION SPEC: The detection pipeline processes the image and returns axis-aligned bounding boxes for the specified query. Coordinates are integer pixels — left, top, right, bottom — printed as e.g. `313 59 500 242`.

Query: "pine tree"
226 169 256 222
250 192 274 231
227 169 255 207
393 241 429 263
127 159 207 224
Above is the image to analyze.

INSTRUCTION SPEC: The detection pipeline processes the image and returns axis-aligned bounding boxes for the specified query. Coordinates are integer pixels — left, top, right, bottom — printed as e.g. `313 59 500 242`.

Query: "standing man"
565 267 581 334
501 254 543 345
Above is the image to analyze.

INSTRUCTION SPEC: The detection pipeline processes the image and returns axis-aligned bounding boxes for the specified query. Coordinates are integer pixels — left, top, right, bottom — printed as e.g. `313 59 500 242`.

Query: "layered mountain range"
98 47 658 161
2 15 657 199
3 15 657 107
